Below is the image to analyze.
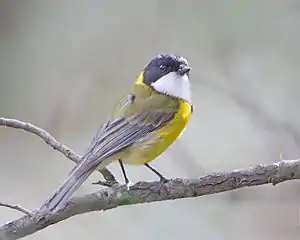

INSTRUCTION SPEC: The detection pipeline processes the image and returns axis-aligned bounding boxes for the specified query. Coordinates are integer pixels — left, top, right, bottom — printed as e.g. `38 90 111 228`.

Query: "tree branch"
0 117 116 184
1 117 300 239
0 159 299 239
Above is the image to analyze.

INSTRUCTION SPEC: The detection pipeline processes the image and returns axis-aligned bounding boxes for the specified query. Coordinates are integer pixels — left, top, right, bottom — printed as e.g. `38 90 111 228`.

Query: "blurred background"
1 0 300 239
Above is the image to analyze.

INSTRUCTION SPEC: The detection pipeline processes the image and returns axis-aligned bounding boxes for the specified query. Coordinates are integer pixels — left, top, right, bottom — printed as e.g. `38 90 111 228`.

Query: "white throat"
151 72 191 102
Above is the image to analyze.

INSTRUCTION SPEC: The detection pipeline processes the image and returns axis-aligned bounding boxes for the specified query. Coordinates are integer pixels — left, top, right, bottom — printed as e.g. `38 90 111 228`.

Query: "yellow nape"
135 72 145 85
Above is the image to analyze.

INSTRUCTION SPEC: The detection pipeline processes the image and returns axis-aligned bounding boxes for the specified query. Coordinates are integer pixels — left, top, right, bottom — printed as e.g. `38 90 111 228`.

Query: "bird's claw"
92 180 118 187
157 177 169 192
125 180 134 190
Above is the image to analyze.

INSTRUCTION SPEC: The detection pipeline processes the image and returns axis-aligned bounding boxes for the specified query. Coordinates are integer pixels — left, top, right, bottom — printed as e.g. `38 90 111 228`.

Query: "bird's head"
141 54 191 102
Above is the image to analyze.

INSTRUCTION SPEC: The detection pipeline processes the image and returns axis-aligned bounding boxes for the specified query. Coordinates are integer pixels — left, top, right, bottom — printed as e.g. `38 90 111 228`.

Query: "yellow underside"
107 99 191 166
139 99 191 164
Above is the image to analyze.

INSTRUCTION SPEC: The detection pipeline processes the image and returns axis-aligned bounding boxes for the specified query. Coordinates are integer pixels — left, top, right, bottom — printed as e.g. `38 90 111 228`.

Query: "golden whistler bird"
41 54 193 211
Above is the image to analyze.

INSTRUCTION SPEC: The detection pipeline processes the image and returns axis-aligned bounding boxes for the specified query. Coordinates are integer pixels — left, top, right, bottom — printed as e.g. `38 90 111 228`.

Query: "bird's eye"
159 65 166 71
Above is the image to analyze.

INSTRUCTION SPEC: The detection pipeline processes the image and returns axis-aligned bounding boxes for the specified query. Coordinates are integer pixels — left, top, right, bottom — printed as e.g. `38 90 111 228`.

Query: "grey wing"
77 109 175 177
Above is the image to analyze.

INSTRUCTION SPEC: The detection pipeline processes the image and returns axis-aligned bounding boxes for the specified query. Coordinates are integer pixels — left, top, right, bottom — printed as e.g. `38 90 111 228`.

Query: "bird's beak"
178 66 191 76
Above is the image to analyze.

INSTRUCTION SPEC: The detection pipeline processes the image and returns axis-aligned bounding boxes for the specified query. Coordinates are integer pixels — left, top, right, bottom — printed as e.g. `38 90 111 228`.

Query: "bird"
41 53 193 212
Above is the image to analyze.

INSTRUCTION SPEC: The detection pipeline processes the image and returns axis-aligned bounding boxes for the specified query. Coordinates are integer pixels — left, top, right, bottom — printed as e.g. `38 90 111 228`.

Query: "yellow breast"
157 100 191 146
137 99 191 164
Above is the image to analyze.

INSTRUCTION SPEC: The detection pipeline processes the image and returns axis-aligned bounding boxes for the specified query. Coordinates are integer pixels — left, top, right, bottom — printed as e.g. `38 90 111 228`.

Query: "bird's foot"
125 180 134 190
92 180 119 187
156 177 169 192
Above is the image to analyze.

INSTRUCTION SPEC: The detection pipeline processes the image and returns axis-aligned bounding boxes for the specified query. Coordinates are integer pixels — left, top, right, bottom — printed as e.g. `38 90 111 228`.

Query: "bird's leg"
144 163 168 183
145 163 168 192
118 159 132 189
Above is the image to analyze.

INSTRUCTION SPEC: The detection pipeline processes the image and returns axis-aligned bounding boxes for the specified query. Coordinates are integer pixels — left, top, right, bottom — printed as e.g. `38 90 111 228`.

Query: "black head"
142 54 191 86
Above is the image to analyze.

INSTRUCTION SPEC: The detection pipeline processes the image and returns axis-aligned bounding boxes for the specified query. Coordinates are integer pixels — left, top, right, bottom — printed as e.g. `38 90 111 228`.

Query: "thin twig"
0 203 32 217
0 159 299 239
0 117 116 183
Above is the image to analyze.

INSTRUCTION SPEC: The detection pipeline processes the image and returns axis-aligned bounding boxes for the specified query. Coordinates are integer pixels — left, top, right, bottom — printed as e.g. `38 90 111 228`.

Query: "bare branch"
0 117 116 183
0 159 299 240
0 203 32 217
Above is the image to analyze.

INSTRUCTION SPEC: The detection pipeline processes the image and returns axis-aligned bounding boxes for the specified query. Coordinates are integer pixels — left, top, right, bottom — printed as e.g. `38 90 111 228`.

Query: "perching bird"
41 54 193 212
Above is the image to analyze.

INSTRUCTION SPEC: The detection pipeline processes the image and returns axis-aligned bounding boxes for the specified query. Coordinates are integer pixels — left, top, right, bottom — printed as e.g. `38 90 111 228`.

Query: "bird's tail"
40 162 95 212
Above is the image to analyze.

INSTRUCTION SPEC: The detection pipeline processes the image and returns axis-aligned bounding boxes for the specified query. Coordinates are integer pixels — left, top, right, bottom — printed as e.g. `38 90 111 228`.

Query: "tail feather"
41 166 94 212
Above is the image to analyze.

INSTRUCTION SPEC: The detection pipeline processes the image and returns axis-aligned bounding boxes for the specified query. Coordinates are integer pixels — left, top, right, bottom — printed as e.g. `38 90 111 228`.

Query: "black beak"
178 66 191 76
